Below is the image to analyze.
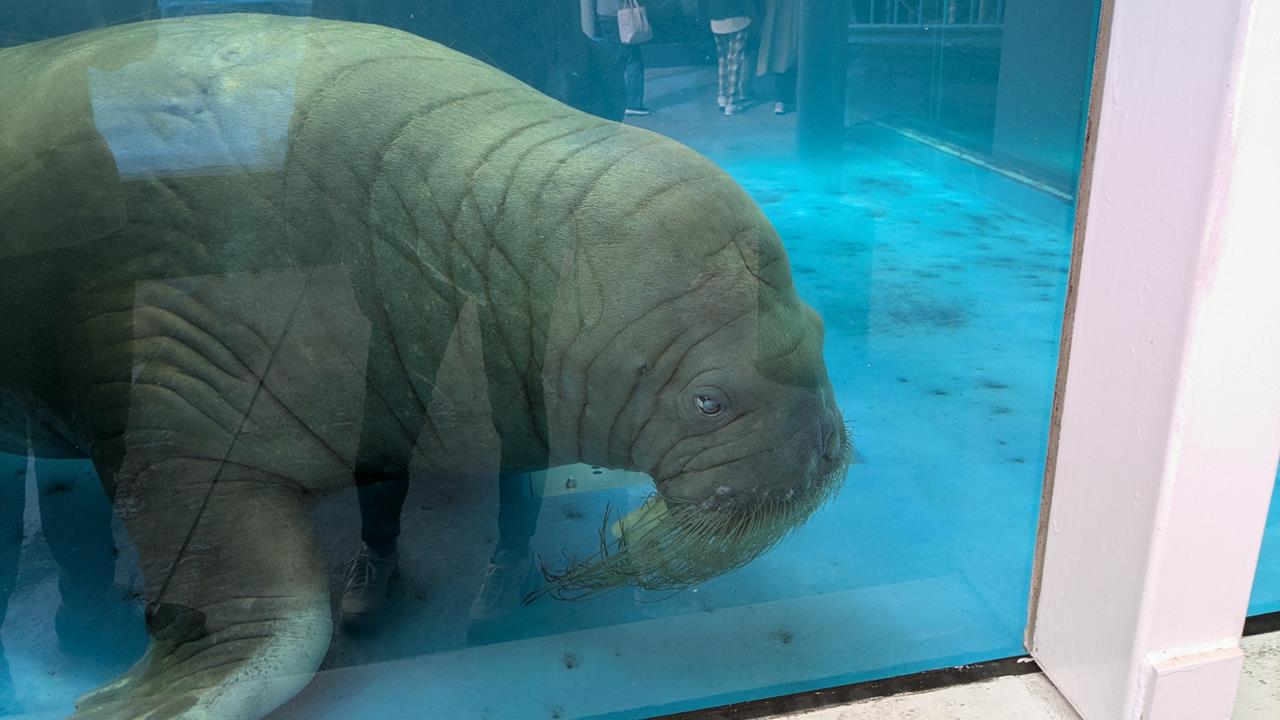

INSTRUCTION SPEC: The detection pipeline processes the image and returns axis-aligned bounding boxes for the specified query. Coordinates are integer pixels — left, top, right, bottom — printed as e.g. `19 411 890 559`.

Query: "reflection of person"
595 0 650 115
312 0 627 121
1 449 132 713
341 469 543 629
756 0 799 114
1 461 18 714
708 1 756 115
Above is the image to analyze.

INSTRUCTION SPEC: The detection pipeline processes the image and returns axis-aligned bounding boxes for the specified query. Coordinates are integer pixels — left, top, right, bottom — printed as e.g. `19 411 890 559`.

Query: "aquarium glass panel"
1249 462 1280 617
1 1 1101 717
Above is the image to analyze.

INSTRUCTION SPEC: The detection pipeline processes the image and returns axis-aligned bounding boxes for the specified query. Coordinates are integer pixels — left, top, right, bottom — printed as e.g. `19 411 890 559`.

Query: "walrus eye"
694 395 723 415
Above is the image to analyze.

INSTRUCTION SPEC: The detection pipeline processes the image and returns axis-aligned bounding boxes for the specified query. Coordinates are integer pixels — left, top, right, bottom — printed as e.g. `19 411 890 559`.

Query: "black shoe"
624 107 652 116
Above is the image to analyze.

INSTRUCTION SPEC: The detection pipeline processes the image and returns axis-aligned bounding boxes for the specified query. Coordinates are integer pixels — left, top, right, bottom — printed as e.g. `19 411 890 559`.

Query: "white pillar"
1028 1 1280 719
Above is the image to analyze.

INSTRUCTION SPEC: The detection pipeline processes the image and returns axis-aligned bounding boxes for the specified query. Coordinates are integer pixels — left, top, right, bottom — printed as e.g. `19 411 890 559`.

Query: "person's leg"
341 335 422 630
599 15 645 114
728 29 748 112
342 466 410 630
742 31 759 102
775 67 797 113
0 456 22 637
469 471 542 623
495 472 540 555
715 33 730 109
623 43 646 111
356 469 411 559
35 460 116 602
596 15 626 82
34 458 129 655
0 456 23 712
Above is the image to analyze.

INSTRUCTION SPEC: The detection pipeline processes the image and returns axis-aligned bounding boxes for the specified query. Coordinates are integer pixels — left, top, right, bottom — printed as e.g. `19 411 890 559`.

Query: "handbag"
618 0 653 45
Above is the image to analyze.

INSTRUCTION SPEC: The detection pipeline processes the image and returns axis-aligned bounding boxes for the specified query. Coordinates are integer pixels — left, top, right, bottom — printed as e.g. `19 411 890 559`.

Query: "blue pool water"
0 100 1073 716
1249 469 1280 617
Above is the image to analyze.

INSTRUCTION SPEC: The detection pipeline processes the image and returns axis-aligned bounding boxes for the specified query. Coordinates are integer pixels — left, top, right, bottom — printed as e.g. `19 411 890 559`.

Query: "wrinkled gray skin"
0 13 846 720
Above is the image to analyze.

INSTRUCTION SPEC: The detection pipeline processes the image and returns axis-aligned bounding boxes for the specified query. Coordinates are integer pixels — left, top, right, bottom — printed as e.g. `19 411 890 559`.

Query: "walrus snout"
655 395 850 515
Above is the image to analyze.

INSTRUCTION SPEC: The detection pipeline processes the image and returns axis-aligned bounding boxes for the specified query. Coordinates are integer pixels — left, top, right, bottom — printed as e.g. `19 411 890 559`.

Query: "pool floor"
0 73 1079 719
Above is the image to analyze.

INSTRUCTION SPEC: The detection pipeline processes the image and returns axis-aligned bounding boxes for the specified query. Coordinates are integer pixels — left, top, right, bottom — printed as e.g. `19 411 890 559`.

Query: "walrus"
0 13 850 720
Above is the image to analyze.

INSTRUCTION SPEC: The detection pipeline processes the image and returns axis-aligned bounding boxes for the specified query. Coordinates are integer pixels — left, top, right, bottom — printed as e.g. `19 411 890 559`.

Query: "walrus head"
536 137 853 598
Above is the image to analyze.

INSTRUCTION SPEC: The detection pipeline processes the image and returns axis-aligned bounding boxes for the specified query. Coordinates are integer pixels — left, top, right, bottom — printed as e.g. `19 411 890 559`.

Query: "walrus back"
0 12 753 468
0 13 621 464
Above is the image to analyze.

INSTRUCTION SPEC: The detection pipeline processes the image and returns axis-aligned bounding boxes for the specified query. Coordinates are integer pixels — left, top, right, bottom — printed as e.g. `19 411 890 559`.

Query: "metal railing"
850 0 1007 28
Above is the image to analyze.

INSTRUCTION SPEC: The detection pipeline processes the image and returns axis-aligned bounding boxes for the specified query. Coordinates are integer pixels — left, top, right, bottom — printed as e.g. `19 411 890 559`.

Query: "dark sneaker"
624 107 652 116
340 544 399 630
468 549 534 622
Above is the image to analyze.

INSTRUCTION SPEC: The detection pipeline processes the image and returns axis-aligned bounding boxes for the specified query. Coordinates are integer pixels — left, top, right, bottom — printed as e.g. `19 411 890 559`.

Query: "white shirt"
711 16 752 35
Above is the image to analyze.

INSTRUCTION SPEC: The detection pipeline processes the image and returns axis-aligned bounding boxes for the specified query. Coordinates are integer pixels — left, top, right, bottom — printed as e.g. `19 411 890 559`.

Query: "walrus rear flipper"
71 459 330 720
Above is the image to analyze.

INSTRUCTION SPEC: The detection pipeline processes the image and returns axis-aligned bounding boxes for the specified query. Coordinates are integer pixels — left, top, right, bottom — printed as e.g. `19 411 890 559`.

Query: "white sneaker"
340 544 400 630
469 549 534 622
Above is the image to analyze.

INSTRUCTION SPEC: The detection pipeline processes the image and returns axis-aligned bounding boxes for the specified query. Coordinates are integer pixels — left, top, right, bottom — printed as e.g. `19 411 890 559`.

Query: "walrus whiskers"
529 445 851 601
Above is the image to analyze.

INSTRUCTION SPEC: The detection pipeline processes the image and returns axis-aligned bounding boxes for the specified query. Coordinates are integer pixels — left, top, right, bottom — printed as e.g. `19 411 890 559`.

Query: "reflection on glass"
1 2 1099 718
1248 464 1280 616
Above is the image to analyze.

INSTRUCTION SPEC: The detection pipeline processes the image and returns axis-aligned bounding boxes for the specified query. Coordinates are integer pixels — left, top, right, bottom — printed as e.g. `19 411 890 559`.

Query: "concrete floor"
781 631 1280 720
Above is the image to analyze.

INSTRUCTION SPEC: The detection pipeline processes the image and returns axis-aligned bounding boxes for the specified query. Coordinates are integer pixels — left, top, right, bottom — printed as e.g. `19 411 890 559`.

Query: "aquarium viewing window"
0 2 1276 720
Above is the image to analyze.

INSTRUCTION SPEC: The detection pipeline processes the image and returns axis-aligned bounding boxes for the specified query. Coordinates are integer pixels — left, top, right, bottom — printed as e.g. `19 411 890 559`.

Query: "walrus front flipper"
71 461 330 720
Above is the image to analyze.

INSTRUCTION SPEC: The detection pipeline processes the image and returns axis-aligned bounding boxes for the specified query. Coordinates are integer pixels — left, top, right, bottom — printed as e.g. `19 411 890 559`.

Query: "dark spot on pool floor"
42 482 73 496
769 629 794 645
980 379 1009 389
929 389 950 396
562 504 585 520
990 405 1014 415
896 376 910 383
562 652 580 669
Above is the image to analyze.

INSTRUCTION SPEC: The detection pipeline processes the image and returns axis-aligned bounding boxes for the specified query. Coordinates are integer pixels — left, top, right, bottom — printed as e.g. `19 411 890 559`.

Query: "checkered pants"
715 29 749 112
